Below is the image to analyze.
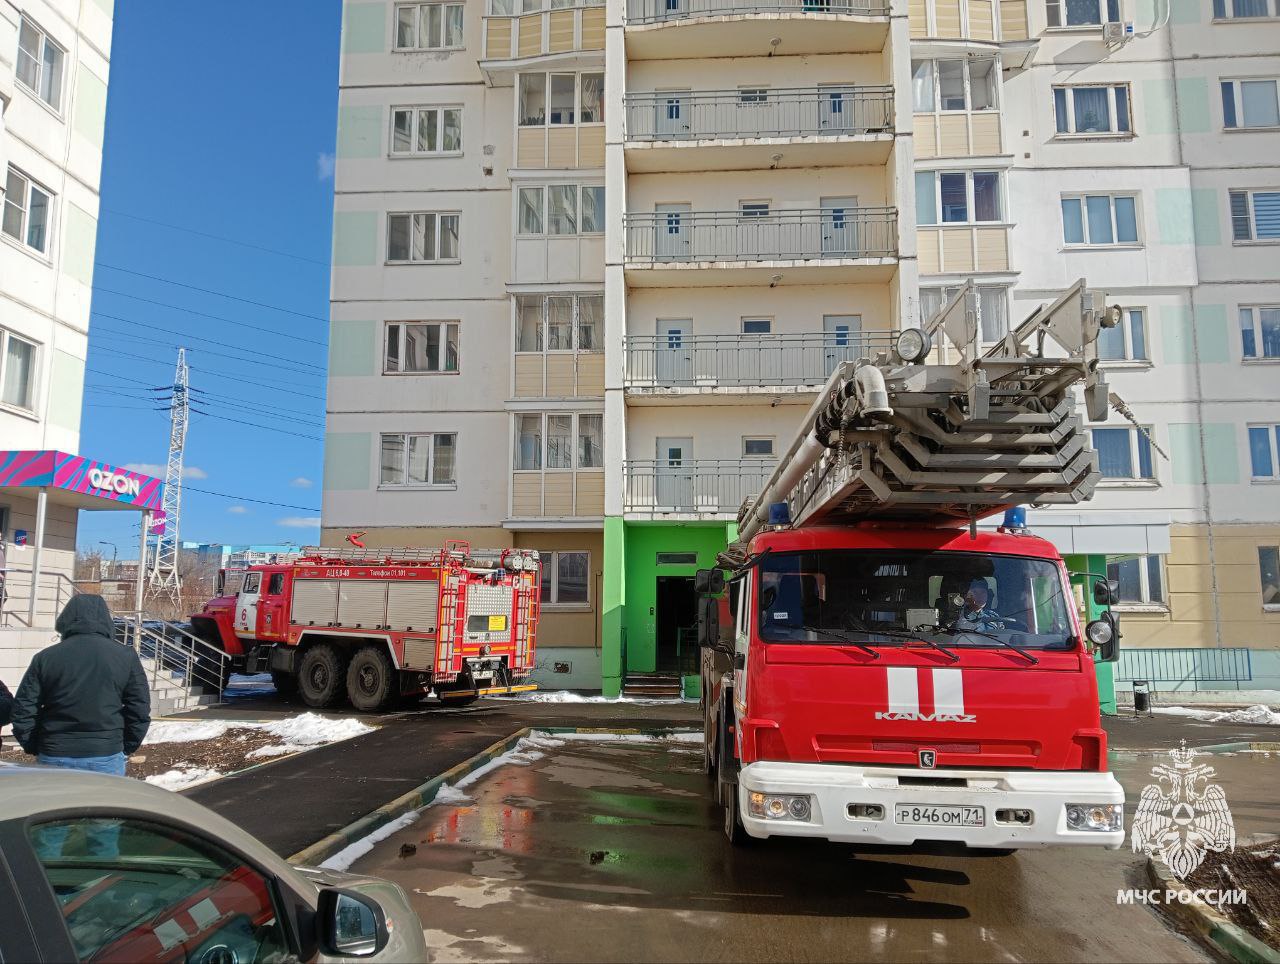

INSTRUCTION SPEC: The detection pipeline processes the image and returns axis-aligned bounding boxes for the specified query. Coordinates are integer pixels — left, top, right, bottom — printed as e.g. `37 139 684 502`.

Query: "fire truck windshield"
757 549 1075 651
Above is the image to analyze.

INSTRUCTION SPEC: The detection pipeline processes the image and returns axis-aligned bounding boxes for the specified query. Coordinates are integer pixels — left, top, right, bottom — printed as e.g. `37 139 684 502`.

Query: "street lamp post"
99 541 119 580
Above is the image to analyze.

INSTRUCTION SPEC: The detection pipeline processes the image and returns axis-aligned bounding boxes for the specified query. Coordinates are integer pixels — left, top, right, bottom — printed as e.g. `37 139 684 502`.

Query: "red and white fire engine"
700 280 1129 851
192 541 541 711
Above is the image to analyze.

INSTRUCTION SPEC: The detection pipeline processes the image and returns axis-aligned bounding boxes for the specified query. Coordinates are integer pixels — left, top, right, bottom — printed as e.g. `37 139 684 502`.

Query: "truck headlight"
1085 620 1114 646
748 792 813 821
895 327 932 364
1065 803 1122 832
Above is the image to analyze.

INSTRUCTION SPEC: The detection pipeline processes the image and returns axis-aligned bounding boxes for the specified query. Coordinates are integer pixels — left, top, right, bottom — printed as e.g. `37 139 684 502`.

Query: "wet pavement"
351 735 1280 963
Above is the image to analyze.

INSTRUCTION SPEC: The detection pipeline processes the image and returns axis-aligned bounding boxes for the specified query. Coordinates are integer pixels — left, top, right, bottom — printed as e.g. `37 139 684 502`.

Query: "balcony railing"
624 459 771 513
627 0 890 24
624 331 895 387
625 207 897 264
625 86 893 141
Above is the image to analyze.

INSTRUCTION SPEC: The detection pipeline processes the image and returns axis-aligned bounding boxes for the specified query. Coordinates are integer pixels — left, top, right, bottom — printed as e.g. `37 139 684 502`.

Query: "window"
395 3 464 50
580 73 604 123
0 328 38 411
743 437 775 457
515 413 602 470
1061 194 1139 245
1248 424 1280 479
244 572 261 594
267 573 285 595
518 72 604 126
3 168 53 255
1213 0 1277 18
384 322 460 373
516 294 602 351
1260 546 1280 607
380 432 457 486
516 414 543 469
515 186 604 235
1106 554 1165 606
1221 79 1280 129
391 106 463 154
1092 426 1155 480
739 201 770 218
550 74 576 124
738 87 769 104
657 552 699 566
581 186 604 233
741 317 772 334
387 212 460 262
915 171 1002 225
1097 308 1148 362
539 551 590 605
579 414 603 467
16 17 64 111
549 185 577 234
1240 306 1280 359
911 58 999 112
1230 189 1280 241
1046 0 1120 26
26 818 290 962
919 286 1009 342
1054 85 1131 135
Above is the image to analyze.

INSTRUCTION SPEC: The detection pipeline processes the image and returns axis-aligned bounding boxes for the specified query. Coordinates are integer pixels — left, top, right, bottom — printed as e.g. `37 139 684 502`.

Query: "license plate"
895 804 985 827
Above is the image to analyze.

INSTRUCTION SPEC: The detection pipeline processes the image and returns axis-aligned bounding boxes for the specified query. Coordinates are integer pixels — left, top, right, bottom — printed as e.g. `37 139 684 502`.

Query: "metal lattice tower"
147 348 189 604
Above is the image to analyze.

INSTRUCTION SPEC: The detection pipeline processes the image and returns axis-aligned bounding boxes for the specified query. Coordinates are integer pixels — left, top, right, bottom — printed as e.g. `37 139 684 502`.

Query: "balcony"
917 224 1011 275
625 0 890 60
623 207 898 286
480 4 605 79
623 459 771 518
624 86 894 173
624 331 894 401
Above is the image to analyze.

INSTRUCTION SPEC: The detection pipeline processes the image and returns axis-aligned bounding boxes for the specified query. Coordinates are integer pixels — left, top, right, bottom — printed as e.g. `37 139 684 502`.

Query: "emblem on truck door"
874 667 977 723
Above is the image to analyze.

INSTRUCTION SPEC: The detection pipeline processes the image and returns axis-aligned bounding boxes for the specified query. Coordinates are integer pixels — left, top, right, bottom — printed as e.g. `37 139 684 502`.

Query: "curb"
1191 742 1280 756
1145 841 1280 964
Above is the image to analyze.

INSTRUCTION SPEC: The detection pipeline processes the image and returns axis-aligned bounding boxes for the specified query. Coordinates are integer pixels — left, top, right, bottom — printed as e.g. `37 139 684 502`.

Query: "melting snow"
143 721 232 745
512 691 692 705
1154 704 1280 725
145 767 222 790
318 779 473 871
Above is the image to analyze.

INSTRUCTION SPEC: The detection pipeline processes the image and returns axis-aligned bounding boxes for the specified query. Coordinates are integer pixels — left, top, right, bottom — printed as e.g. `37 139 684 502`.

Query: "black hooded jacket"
11 595 151 758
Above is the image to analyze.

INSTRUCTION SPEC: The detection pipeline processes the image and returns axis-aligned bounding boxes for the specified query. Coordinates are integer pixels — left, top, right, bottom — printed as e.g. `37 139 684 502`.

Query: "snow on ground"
512 691 694 705
143 720 232 745
317 809 423 873
145 767 223 791
1154 704 1280 725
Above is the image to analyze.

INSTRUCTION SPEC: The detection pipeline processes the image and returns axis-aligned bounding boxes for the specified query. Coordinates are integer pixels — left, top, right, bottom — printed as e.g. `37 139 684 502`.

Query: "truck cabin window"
757 550 1074 650
243 572 261 594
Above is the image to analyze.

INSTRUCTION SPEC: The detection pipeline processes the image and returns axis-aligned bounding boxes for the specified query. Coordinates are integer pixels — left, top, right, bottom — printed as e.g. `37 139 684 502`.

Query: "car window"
267 573 285 595
26 817 291 963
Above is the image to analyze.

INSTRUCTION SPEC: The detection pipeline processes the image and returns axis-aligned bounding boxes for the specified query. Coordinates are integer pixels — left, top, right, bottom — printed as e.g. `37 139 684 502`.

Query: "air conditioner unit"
1102 20 1131 46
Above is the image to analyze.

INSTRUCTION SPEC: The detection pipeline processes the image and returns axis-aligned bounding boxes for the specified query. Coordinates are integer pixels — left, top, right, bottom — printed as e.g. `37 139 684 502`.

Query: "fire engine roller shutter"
337 580 389 628
465 583 514 641
387 581 440 633
402 638 435 670
292 579 339 626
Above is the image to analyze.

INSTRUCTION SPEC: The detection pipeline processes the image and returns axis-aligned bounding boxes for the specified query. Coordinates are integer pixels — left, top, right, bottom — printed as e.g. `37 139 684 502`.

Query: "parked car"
0 765 428 963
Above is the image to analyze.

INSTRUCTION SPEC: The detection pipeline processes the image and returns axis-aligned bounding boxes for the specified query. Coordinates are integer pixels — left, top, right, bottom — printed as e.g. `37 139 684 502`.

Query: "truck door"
235 572 262 638
257 570 289 641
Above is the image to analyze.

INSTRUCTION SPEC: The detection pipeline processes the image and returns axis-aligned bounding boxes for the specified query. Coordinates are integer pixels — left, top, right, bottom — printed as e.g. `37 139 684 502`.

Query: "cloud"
277 517 322 529
124 463 208 480
227 505 249 515
290 477 314 489
316 151 335 180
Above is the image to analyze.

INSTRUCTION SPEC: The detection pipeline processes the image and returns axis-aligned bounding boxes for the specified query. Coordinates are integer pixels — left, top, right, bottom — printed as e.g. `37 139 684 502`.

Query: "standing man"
11 594 151 776
0 676 12 750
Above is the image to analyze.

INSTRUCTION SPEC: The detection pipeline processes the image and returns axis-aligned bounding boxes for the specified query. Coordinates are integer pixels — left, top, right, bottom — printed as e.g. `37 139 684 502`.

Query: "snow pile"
146 767 222 791
143 720 231 745
319 779 474 872
1154 704 1280 725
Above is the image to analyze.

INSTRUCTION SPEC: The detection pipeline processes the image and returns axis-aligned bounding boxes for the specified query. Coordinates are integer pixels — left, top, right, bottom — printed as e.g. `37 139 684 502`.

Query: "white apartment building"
328 0 1279 696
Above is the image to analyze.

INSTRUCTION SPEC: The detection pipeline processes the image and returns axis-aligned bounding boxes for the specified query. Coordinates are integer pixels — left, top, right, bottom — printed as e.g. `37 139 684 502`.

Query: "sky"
77 0 342 558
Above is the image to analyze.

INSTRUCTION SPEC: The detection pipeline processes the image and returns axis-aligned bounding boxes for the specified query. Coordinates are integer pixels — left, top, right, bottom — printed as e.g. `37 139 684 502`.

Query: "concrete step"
623 674 684 699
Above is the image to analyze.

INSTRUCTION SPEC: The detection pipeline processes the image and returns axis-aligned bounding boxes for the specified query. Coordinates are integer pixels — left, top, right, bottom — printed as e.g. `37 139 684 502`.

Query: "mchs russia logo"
1131 742 1236 880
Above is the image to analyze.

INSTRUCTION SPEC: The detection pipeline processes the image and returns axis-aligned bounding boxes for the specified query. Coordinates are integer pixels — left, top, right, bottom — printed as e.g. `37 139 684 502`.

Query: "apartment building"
328 0 1279 696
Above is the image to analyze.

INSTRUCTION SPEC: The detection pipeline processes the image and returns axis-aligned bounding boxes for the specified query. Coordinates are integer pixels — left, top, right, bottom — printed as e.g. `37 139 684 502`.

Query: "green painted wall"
602 517 626 697
1068 554 1116 716
47 350 85 432
73 68 108 149
336 106 383 159
342 2 387 54
1169 423 1240 485
332 211 379 267
329 320 377 376
323 432 372 490
61 204 98 286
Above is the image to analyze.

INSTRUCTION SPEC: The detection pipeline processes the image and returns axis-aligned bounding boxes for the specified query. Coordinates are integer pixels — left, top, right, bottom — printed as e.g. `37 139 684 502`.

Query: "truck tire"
271 670 299 701
347 646 397 713
701 681 716 779
297 644 345 708
723 782 752 846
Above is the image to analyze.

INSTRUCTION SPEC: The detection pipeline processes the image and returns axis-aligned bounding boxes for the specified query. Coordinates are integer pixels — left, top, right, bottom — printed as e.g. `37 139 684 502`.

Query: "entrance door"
235 571 262 638
823 313 862 376
656 91 690 138
656 437 694 509
655 203 691 261
819 85 853 131
821 196 858 256
656 576 698 673
656 319 693 385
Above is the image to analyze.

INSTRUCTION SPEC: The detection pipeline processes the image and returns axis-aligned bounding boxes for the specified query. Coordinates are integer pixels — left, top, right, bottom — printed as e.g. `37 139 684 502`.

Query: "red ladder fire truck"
699 280 1130 851
192 542 541 711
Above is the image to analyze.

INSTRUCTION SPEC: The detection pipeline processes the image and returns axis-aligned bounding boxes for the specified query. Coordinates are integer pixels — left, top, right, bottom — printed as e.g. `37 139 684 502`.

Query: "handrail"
0 568 80 627
627 0 890 24
625 85 893 141
624 458 775 513
114 611 230 703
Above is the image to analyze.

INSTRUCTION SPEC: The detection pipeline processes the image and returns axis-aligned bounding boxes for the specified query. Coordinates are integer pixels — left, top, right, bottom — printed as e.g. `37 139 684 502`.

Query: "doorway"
655 203 691 261
821 196 858 255
656 437 693 509
655 575 698 673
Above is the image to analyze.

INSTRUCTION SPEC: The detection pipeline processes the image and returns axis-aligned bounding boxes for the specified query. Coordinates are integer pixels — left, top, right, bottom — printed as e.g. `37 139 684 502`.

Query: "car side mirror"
1093 578 1119 607
318 889 388 958
695 568 725 595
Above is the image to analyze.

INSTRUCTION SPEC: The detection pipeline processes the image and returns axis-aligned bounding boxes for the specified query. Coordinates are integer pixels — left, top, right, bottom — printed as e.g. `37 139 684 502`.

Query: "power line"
85 386 324 429
191 410 324 442
90 345 328 400
102 209 329 267
96 263 330 322
183 485 321 513
91 312 327 370
93 288 327 347
93 326 327 380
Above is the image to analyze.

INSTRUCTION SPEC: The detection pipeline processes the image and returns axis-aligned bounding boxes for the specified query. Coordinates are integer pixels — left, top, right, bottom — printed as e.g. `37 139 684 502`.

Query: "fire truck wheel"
701 692 716 779
346 646 397 713
723 782 752 846
270 671 298 701
297 644 346 708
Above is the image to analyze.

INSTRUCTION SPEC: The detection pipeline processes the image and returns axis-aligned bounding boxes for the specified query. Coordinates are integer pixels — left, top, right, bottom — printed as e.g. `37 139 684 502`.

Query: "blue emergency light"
1000 506 1028 533
768 502 792 527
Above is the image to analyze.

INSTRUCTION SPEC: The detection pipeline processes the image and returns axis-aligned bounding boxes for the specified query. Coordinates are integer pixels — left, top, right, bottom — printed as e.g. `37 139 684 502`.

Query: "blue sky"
77 0 342 557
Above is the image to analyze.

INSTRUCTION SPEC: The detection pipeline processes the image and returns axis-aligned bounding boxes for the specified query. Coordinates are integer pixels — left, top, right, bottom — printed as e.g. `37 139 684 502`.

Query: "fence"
627 0 890 23
1115 647 1252 690
114 612 231 702
624 458 772 513
625 86 893 141
0 568 79 627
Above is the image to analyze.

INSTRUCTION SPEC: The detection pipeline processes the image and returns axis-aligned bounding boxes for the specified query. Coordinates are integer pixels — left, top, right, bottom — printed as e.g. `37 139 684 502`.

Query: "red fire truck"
192 542 541 711
700 281 1128 850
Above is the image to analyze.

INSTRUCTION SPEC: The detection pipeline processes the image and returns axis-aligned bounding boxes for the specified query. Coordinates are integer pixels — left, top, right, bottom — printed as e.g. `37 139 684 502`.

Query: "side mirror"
698 596 722 651
1086 612 1119 663
695 568 725 595
1093 578 1119 607
318 889 388 958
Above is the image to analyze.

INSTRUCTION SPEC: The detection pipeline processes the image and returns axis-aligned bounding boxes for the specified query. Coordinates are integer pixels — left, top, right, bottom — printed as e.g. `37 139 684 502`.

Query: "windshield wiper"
799 624 880 659
940 625 1040 665
806 624 960 663
734 546 773 572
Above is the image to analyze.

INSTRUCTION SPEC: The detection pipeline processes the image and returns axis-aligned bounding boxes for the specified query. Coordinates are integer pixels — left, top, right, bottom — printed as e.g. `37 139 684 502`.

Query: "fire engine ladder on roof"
300 545 538 571
725 279 1124 566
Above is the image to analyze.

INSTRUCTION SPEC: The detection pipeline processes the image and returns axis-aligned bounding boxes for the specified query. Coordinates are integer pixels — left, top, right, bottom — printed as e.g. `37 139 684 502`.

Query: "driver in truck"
954 577 1006 632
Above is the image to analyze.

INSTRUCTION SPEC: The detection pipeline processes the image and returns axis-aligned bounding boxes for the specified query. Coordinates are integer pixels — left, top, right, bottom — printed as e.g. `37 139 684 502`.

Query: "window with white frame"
1213 0 1277 18
15 17 65 111
915 171 1002 225
1097 308 1148 362
539 550 590 605
1221 79 1280 130
738 87 768 105
0 327 38 412
919 286 1009 343
387 212 460 262
391 106 462 155
384 322 460 373
395 3 464 50
1092 426 1155 480
742 437 775 458
1061 194 1140 245
741 317 772 334
1248 423 1280 479
518 72 604 126
911 59 998 113
1230 189 1280 241
515 413 602 470
1240 306 1280 359
516 294 602 352
492 0 604 11
2 168 53 255
1106 554 1165 606
380 432 457 486
1053 85 1131 135
1046 0 1120 26
515 185 603 235
1260 546 1280 607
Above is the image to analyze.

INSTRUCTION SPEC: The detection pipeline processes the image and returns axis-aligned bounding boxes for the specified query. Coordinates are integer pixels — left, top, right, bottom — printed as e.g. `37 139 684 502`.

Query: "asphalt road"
350 734 1277 963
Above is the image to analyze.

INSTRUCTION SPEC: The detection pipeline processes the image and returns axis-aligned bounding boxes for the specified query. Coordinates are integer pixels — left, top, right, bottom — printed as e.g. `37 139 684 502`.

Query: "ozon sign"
88 468 141 498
